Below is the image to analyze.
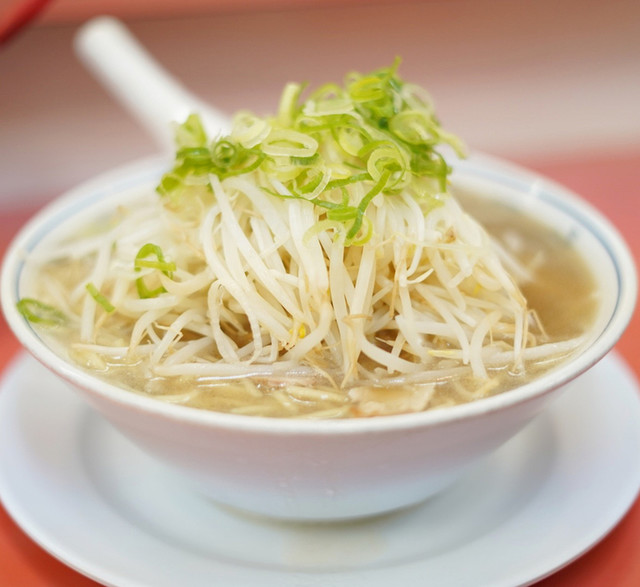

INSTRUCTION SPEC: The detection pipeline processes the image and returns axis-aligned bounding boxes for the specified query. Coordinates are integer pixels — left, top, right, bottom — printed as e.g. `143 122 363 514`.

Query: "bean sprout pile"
20 63 586 417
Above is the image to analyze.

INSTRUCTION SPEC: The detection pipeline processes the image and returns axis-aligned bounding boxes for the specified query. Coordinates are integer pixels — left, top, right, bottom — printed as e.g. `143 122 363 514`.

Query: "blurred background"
1 1 640 585
1 0 639 208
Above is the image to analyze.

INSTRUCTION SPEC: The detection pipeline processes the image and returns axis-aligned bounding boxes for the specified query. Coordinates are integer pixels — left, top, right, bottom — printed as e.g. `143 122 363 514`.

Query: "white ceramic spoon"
74 16 230 150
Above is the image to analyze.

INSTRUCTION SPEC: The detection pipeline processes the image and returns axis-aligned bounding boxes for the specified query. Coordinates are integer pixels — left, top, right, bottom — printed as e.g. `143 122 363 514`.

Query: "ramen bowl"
1 153 636 520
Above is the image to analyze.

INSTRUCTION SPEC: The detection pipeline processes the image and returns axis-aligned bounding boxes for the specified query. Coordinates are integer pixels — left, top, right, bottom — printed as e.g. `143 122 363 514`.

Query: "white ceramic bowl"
1 154 636 520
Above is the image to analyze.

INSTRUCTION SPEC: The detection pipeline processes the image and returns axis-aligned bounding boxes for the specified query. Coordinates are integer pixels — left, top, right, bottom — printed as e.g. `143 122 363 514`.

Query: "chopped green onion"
325 172 369 190
134 243 174 299
134 259 176 272
291 153 319 166
135 278 166 299
85 283 115 313
261 129 318 158
347 168 391 240
134 244 175 276
278 82 305 127
175 113 207 148
295 169 325 195
16 298 66 326
156 173 183 198
157 60 466 245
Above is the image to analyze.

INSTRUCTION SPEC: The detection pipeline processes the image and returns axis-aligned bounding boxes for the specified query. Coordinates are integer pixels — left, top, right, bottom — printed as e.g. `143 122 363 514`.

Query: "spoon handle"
74 16 230 150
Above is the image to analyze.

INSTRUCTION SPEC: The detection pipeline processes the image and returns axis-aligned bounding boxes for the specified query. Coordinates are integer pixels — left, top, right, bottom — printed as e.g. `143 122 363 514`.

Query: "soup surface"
25 187 598 419
18 65 600 418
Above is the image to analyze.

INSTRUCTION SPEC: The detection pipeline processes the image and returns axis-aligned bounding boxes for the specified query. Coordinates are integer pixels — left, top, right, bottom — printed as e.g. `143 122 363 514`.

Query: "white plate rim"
1 351 639 587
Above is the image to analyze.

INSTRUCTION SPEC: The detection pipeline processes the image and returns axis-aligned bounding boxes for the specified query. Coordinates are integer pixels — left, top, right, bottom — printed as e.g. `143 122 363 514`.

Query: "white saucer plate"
1 351 639 587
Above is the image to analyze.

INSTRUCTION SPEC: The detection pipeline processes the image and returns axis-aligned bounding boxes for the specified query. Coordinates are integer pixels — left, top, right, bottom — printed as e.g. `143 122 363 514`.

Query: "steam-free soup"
24 187 597 419
17 63 599 418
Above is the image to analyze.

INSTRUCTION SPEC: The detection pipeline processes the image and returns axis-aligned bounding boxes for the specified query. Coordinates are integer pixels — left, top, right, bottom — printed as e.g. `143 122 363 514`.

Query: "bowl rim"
1 153 637 435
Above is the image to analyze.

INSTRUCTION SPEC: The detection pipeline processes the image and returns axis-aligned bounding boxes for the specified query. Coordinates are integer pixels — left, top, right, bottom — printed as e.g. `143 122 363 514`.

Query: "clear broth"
31 192 598 419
